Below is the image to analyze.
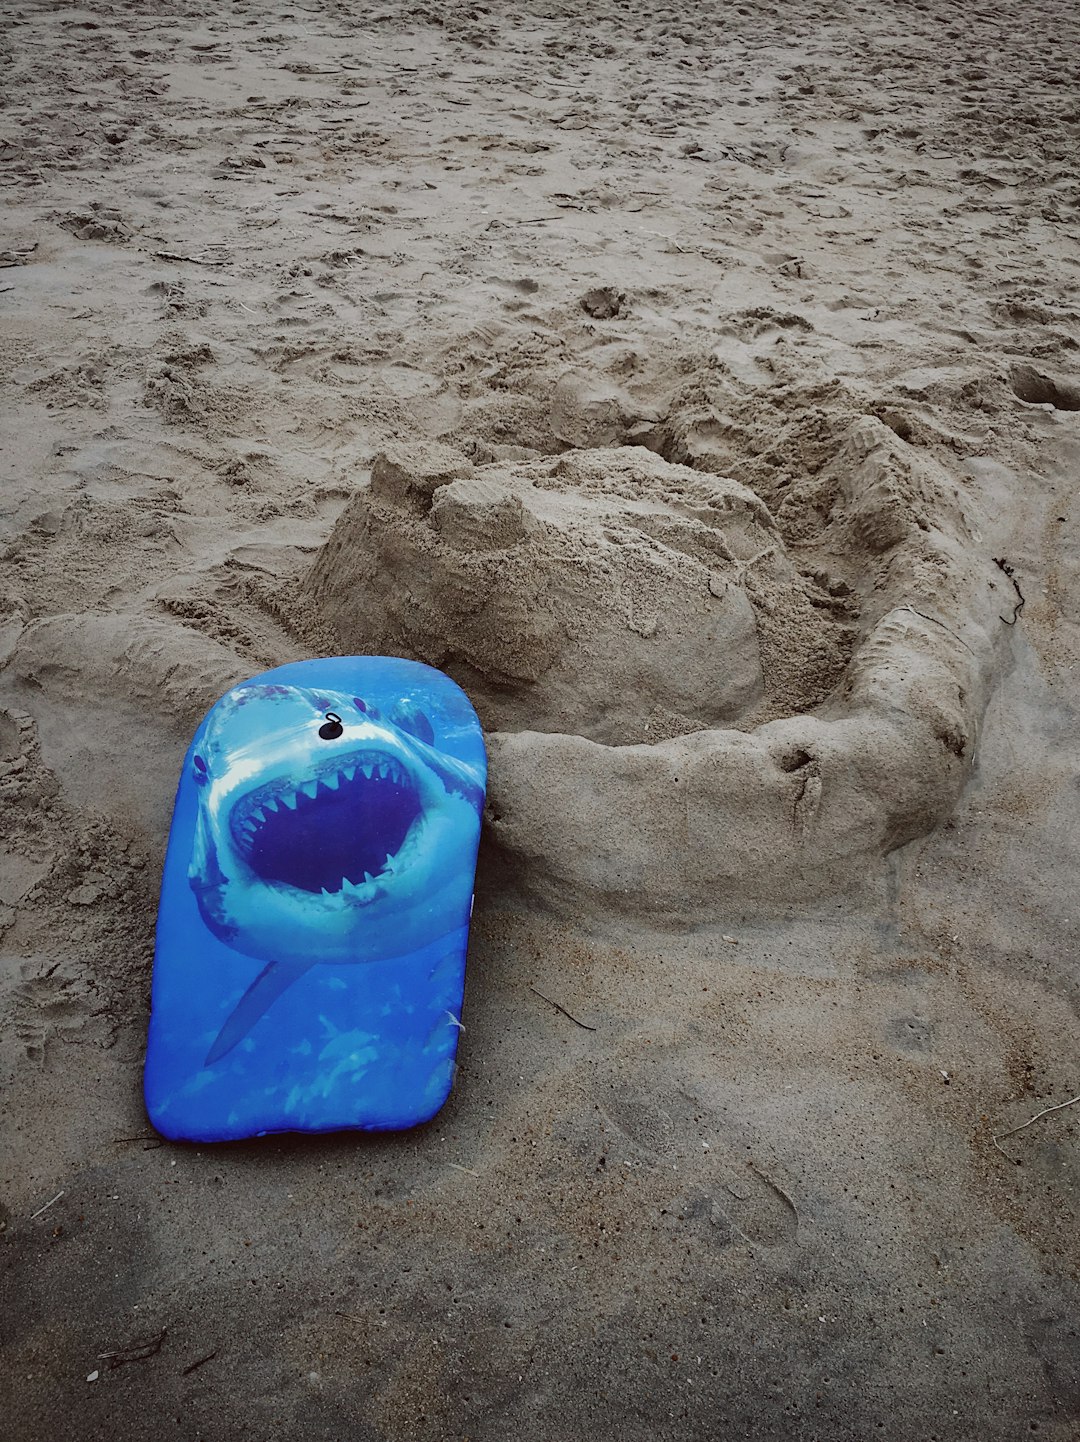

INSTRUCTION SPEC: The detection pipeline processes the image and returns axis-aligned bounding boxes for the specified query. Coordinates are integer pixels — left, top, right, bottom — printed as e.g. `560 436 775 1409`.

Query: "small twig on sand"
485 216 561 231
181 1350 218 1377
115 1134 164 1150
153 250 230 266
99 1327 167 1370
529 985 596 1031
28 1190 64 1221
993 1093 1080 1161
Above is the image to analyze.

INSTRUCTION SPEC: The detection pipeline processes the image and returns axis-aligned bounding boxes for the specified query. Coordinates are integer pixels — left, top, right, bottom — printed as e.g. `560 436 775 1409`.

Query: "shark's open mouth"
228 749 422 899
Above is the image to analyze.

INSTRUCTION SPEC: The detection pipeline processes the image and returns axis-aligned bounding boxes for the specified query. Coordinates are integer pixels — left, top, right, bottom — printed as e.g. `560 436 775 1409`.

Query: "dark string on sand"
993 557 1026 625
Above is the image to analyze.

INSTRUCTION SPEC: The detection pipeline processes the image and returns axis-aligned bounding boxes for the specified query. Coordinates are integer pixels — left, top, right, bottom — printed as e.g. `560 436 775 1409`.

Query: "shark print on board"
144 656 486 1142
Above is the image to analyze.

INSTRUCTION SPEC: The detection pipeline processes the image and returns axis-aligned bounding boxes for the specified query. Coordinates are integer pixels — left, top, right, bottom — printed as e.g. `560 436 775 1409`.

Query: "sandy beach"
2 1 1078 1437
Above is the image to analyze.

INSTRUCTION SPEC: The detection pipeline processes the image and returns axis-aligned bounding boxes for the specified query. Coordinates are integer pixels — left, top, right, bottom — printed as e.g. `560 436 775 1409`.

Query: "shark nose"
318 712 344 740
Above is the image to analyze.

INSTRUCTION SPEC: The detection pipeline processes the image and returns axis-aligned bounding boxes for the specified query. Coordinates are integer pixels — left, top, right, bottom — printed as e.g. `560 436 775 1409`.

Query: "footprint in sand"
600 1091 800 1249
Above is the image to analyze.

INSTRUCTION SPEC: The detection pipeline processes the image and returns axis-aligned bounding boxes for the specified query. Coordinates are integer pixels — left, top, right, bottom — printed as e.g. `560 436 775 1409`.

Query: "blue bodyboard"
144 656 486 1142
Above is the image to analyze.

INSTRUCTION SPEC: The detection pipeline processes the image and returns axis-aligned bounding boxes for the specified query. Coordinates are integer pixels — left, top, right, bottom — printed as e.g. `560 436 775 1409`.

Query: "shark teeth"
229 746 420 893
340 875 378 903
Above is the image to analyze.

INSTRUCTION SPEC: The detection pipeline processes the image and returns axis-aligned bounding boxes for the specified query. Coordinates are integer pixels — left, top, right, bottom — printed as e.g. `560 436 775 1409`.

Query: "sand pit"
2 2 1079 1439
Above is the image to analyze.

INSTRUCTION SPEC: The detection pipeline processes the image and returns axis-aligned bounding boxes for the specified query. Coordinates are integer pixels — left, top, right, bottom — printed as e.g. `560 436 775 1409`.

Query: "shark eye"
193 754 209 783
318 712 344 741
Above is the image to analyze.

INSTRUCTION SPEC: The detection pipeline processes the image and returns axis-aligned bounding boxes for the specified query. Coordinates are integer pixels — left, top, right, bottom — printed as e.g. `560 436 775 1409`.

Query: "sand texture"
2 2 1079 1438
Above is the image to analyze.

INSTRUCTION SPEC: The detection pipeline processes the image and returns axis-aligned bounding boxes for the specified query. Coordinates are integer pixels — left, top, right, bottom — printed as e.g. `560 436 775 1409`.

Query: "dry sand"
2 1 1079 1438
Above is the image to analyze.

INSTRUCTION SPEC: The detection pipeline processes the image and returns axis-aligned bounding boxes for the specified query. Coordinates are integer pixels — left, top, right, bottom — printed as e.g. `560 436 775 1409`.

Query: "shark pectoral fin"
204 958 315 1067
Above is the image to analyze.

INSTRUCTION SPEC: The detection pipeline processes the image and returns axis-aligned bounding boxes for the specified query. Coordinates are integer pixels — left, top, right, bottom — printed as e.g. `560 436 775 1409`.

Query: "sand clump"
306 444 857 745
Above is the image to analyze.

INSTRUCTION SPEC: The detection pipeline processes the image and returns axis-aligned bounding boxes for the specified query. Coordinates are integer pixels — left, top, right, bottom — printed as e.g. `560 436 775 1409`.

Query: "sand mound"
6 614 248 830
306 422 1009 917
306 445 858 744
9 612 246 723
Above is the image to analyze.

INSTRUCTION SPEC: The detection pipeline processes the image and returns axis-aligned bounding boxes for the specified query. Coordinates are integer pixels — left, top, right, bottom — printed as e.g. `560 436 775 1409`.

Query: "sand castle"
305 382 1010 918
